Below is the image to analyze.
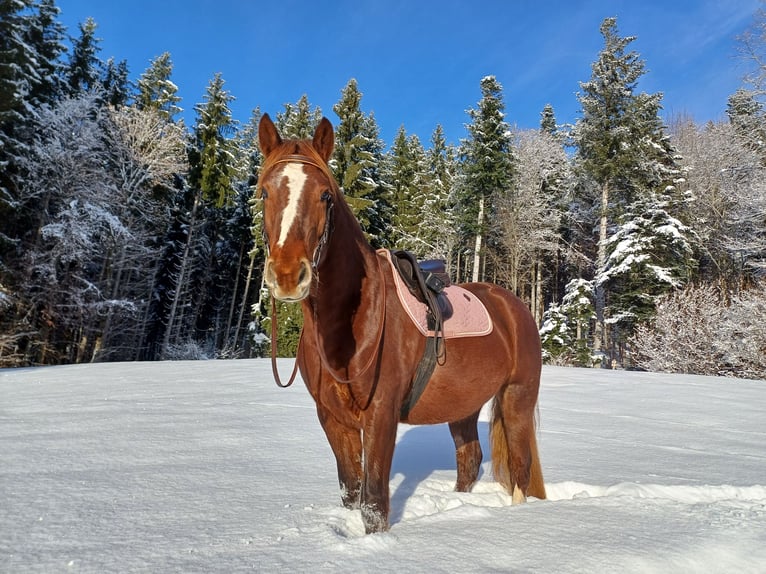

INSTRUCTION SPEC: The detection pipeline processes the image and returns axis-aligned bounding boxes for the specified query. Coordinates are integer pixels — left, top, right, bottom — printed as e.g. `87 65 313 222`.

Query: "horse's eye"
260 187 269 200
321 190 332 202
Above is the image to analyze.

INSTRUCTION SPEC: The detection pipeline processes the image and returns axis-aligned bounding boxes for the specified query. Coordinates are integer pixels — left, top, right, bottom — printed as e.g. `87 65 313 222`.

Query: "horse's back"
459 281 542 378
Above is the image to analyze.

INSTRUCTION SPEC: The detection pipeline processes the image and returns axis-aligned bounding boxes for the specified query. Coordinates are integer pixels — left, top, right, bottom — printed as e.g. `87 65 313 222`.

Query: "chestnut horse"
257 114 545 533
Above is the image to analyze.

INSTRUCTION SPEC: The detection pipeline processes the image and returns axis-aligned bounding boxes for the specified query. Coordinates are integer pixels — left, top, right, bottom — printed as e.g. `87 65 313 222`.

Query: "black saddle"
390 250 452 418
390 250 453 320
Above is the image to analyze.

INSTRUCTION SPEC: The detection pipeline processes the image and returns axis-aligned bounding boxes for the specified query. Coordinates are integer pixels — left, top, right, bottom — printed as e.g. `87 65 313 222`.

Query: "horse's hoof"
512 484 527 505
361 505 389 534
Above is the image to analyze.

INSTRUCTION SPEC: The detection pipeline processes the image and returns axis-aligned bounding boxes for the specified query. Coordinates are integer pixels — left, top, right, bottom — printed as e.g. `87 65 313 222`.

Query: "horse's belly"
402 371 498 425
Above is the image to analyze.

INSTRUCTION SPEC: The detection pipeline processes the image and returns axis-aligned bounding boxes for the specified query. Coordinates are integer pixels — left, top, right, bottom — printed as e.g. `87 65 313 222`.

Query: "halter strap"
258 154 332 190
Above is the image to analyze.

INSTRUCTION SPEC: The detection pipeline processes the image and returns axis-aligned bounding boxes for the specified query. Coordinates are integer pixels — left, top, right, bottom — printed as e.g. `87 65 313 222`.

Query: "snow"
1 360 765 573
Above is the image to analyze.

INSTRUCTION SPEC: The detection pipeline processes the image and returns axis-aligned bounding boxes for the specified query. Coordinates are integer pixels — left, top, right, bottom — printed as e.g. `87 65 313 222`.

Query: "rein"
269 296 301 387
263 153 385 388
312 252 386 385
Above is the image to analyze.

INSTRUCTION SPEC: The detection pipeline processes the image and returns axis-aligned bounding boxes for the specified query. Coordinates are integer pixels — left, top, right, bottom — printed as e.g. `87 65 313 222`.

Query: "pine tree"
0 0 66 213
727 88 766 159
101 57 130 107
231 107 263 355
388 125 427 252
574 17 681 363
276 94 322 139
540 103 557 135
190 73 237 207
420 124 458 261
66 17 102 95
594 194 696 361
24 0 66 109
540 278 596 367
331 79 391 245
161 73 238 356
136 52 182 121
1 0 69 341
457 75 515 282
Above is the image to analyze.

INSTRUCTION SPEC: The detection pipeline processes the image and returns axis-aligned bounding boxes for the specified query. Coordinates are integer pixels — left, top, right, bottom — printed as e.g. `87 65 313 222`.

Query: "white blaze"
276 163 308 248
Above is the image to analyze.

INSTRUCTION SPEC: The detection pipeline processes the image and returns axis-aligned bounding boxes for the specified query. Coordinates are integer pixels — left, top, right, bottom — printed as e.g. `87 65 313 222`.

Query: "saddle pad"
378 249 493 339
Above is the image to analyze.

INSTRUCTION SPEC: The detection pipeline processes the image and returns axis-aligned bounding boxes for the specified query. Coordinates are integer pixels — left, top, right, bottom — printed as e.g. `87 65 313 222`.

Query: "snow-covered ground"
1 360 764 573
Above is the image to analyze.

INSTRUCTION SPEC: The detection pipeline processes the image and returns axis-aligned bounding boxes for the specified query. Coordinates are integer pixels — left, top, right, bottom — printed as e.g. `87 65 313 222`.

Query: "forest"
1 1 764 378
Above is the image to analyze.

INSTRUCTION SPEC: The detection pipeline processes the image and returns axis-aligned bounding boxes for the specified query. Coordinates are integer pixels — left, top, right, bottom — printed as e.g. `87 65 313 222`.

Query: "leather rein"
262 154 386 388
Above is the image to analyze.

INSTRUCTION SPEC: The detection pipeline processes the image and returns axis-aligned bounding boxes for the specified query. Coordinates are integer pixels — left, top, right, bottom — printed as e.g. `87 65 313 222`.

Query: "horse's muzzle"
264 257 312 302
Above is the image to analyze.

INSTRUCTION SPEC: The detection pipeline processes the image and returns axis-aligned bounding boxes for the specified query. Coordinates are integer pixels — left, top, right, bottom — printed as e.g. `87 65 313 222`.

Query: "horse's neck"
303 210 384 378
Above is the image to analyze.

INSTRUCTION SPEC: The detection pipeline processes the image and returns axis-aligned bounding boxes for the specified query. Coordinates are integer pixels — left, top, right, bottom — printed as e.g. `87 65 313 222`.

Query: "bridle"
259 154 335 388
258 154 335 272
260 153 387 390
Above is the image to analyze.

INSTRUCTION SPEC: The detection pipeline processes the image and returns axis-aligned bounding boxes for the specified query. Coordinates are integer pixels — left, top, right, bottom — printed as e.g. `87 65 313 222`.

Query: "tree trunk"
593 181 609 359
233 249 257 352
162 190 201 356
472 196 485 283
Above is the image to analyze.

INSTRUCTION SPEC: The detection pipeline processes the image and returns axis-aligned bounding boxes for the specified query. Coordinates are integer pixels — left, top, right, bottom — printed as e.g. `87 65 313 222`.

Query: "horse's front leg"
316 406 363 510
360 411 398 533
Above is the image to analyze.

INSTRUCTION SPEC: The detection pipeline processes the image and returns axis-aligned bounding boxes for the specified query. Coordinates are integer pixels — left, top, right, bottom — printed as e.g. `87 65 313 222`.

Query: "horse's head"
257 114 337 302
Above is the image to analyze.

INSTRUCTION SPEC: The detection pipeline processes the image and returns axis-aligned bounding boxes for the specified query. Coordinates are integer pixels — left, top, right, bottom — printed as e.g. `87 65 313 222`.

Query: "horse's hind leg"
491 382 544 502
449 411 482 492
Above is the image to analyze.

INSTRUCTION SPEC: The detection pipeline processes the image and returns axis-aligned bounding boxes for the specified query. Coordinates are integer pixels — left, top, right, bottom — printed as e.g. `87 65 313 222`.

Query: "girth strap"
391 250 449 418
400 336 439 419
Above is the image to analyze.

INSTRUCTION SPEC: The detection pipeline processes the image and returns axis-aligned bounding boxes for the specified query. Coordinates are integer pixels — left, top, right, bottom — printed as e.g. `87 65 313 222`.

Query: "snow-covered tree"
388 126 430 254
632 283 766 379
66 17 102 95
136 52 182 121
332 79 391 246
0 0 66 223
575 17 681 362
159 73 238 357
457 75 515 283
595 194 696 359
419 124 458 262
276 94 322 139
540 278 596 367
670 117 766 284
495 128 567 315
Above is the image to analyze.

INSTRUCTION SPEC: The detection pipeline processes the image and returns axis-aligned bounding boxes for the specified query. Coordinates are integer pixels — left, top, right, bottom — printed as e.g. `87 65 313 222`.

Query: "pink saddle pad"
378 250 493 339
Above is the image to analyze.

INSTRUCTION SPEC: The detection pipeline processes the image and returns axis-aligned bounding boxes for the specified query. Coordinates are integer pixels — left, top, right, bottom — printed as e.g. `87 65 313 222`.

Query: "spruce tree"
276 94 322 139
1 0 66 258
457 75 515 282
136 52 182 121
331 79 390 246
421 124 458 261
101 57 130 107
161 73 237 356
190 72 237 207
66 17 102 95
574 17 681 362
540 103 557 135
388 125 426 251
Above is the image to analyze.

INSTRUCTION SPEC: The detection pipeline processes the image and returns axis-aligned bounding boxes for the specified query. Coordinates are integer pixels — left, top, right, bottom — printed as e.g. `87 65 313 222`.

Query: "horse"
256 114 546 533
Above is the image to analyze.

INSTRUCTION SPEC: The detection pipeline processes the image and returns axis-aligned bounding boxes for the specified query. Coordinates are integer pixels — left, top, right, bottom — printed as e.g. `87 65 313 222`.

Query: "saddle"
390 250 453 323
389 250 449 419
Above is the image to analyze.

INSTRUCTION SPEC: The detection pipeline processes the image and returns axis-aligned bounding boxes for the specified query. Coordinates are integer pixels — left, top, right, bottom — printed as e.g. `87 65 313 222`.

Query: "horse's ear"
258 114 282 157
312 117 334 163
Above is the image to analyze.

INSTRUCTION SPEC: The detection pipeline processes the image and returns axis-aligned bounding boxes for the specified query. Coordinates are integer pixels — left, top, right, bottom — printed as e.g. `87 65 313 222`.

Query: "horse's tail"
527 414 546 499
490 399 547 500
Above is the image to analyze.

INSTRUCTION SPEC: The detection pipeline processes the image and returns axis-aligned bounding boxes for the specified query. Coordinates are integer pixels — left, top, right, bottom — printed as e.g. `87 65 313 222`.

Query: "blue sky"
57 0 760 147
